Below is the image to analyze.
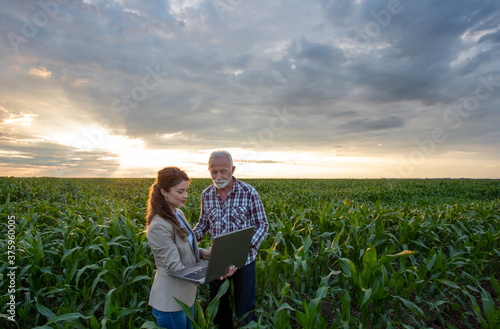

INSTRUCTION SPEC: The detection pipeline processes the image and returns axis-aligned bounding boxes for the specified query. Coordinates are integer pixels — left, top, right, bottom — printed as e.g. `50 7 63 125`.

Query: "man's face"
209 156 234 189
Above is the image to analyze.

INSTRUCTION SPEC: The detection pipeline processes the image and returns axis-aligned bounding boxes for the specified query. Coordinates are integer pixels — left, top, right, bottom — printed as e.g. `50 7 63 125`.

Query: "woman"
146 167 206 329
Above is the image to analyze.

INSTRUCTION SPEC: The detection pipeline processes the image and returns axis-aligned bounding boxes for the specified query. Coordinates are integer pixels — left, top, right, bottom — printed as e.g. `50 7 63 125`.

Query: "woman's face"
162 180 189 211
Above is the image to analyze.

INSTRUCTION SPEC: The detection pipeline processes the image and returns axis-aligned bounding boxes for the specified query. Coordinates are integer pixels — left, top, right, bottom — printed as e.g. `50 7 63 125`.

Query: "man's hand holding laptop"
220 265 237 280
200 248 237 280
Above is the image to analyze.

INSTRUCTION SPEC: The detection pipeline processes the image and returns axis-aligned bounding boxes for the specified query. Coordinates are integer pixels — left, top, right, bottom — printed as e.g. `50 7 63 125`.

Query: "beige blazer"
146 209 200 312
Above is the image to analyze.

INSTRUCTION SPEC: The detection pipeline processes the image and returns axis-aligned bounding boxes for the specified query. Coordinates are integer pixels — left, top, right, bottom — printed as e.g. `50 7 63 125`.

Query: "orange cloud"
0 106 37 126
28 66 52 78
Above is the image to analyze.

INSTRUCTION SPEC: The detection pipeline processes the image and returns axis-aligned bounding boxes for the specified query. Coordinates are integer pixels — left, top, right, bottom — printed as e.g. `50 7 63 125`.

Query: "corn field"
1 177 499 328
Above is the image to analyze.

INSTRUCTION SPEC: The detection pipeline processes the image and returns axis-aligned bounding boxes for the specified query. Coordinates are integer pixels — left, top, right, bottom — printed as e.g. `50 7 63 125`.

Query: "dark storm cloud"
290 37 346 68
340 116 405 132
0 136 120 177
0 0 499 177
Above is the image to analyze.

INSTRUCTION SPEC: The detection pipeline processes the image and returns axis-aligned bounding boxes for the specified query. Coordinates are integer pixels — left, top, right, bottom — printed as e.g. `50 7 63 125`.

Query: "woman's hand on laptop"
200 248 210 260
220 265 237 280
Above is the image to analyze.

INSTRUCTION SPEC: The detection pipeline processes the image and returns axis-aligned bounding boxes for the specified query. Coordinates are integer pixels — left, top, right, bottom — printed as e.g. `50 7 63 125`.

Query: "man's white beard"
213 177 231 189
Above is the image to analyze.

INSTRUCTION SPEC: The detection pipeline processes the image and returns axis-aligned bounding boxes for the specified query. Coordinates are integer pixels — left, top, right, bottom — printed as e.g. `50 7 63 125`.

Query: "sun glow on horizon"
48 126 144 152
6 124 498 179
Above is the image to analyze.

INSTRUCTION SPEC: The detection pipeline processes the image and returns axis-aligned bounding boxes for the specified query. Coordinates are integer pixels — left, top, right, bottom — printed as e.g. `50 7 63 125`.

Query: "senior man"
193 150 269 328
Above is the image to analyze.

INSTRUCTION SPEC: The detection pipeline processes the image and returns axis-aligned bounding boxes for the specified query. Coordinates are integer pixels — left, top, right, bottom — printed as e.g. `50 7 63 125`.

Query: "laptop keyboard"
184 267 206 280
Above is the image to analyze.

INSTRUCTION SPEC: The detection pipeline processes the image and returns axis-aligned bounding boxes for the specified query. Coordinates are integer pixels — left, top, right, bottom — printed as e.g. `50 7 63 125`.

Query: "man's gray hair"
209 150 233 168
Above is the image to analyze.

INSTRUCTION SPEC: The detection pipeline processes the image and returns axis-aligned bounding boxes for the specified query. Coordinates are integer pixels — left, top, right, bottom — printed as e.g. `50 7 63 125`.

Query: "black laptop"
170 226 254 284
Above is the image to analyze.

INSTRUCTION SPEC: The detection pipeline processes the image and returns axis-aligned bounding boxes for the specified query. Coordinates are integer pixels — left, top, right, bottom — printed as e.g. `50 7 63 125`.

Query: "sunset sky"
1 0 499 179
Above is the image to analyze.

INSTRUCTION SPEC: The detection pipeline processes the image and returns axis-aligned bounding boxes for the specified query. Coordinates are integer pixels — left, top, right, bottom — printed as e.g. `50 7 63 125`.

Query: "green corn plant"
338 244 417 327
174 279 230 329
33 296 90 329
292 286 329 329
1 177 499 328
461 275 500 329
269 302 295 329
139 320 162 328
249 290 295 329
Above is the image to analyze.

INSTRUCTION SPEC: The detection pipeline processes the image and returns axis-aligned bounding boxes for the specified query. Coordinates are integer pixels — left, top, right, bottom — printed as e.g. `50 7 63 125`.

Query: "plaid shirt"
193 178 269 265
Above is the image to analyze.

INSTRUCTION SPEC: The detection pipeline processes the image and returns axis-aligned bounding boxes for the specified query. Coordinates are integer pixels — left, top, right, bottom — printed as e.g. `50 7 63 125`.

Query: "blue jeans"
209 261 256 329
152 306 194 329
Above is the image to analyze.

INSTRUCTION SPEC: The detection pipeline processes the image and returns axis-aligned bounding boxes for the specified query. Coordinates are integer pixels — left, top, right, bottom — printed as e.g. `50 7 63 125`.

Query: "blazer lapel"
177 211 200 262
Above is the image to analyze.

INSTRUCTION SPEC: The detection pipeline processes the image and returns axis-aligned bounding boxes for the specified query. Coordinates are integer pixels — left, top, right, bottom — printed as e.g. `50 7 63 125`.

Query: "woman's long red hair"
146 167 190 240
